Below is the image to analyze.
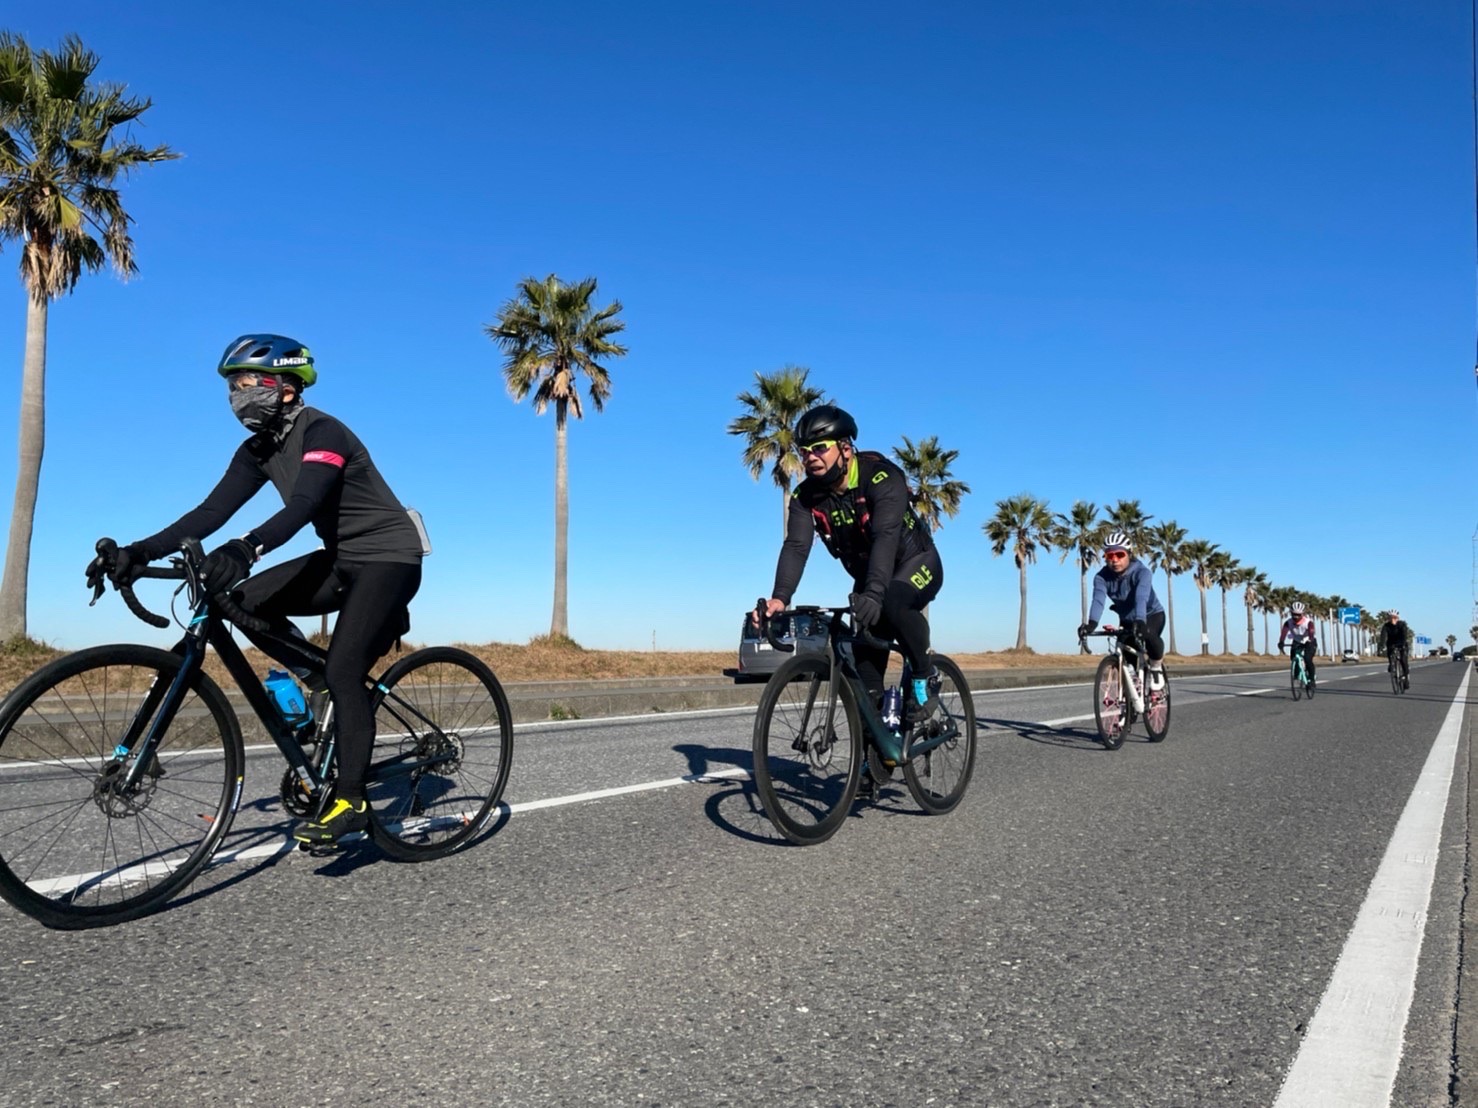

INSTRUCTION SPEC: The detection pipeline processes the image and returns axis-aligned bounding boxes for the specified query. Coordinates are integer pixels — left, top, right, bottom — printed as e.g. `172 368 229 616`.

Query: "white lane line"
1272 666 1470 1106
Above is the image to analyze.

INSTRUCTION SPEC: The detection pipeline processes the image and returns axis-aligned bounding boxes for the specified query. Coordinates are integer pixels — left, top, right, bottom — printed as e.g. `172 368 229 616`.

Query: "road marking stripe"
1272 666 1470 1106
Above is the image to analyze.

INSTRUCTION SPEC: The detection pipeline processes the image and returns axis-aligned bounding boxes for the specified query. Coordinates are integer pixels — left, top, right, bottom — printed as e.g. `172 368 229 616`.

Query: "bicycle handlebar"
91 537 270 634
758 600 897 655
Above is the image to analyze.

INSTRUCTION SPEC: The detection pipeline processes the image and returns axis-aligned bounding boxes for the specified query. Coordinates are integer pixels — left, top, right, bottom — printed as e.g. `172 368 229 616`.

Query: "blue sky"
1 0 1472 655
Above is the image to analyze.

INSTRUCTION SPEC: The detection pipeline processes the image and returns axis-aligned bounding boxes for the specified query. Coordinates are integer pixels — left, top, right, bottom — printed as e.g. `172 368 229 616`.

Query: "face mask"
230 384 286 432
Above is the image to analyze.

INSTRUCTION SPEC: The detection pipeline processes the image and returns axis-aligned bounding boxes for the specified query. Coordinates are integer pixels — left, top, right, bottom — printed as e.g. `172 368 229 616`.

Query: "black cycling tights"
235 551 422 802
853 549 944 701
1142 611 1167 663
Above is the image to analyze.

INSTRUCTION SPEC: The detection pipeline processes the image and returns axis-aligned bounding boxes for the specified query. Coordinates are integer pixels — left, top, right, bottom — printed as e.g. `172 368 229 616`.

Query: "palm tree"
1247 576 1271 655
486 274 628 639
1326 594 1349 656
1052 500 1102 653
1447 634 1458 655
0 33 178 640
728 366 825 535
892 435 971 533
1145 521 1187 655
983 494 1055 651
1104 499 1154 553
1206 551 1240 655
1180 539 1219 656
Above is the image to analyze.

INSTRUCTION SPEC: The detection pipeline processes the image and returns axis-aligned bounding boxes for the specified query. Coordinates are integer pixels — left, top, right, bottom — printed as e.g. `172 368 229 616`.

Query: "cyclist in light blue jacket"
1076 531 1167 688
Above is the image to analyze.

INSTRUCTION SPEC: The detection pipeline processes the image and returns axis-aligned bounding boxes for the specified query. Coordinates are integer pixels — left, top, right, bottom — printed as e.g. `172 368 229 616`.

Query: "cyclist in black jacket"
756 405 943 764
1378 610 1412 689
87 334 426 845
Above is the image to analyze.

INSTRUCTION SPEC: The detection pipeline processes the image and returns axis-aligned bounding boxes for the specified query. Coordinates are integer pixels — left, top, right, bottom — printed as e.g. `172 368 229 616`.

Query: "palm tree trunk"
1219 589 1229 654
0 293 47 641
550 405 569 638
1164 571 1178 655
1198 584 1209 656
1079 564 1090 654
780 489 788 541
1015 556 1028 650
1245 601 1255 654
1262 610 1269 654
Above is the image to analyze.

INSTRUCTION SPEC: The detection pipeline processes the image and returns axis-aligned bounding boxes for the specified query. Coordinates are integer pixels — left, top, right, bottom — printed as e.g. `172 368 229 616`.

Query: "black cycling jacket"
136 407 423 565
1378 622 1411 653
772 450 934 603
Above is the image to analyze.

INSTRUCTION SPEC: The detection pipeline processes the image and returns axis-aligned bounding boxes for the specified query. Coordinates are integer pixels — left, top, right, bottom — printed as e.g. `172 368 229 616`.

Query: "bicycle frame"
769 607 954 764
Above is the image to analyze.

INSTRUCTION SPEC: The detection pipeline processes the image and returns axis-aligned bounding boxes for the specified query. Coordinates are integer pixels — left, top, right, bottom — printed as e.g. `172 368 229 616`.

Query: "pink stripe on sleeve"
302 450 346 468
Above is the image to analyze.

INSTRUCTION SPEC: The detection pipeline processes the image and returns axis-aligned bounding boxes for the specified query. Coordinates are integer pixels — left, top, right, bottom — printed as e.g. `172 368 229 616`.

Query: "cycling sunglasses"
796 440 838 457
1103 550 1129 561
226 371 280 390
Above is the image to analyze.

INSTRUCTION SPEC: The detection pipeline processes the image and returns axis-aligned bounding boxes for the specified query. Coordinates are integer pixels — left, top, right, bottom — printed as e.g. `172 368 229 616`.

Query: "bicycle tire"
0 644 243 929
1390 662 1402 695
1290 659 1303 702
366 646 513 861
903 654 976 814
1306 665 1316 698
1093 655 1126 750
752 652 862 845
1144 665 1171 742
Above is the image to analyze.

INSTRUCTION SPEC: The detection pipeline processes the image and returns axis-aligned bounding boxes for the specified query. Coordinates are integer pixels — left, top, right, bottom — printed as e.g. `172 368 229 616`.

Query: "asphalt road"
0 658 1468 1107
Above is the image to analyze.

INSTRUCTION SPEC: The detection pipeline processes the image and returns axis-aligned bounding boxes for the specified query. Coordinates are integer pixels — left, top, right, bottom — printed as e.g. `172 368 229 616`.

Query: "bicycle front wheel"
752 653 862 845
0 644 243 929
366 647 513 861
1290 660 1303 702
903 655 976 814
1390 663 1402 695
1093 656 1126 750
1144 666 1171 742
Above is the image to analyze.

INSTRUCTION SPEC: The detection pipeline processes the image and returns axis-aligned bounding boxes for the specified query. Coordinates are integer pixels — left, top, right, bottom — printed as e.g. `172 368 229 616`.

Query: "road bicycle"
750 603 977 846
1387 650 1408 695
0 539 513 929
1284 644 1315 700
1079 626 1170 750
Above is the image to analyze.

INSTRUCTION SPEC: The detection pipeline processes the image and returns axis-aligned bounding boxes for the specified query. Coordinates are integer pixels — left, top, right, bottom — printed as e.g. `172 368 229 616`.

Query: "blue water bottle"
264 669 313 731
881 685 902 733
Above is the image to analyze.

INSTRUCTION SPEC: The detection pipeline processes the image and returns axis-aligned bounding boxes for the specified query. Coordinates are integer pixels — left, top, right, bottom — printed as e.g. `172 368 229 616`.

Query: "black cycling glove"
200 538 256 595
1077 620 1097 638
850 591 883 630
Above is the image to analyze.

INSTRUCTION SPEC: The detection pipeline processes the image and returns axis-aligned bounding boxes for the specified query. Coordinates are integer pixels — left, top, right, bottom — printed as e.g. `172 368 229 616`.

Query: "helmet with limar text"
217 334 317 388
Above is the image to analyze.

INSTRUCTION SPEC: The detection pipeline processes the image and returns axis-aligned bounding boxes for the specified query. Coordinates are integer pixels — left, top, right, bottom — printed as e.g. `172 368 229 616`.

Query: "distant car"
722 610 828 683
1340 650 1360 663
1456 653 1467 663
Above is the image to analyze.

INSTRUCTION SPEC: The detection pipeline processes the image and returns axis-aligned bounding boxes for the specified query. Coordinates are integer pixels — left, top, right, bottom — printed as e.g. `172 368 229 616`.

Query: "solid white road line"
1272 666 1470 1106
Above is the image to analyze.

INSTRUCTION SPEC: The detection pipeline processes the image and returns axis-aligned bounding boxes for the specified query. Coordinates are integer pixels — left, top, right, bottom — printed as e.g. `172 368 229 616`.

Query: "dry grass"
0 633 1294 699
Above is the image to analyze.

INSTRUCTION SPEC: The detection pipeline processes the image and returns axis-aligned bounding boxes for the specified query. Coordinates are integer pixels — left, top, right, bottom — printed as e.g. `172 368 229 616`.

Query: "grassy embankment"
0 632 1292 697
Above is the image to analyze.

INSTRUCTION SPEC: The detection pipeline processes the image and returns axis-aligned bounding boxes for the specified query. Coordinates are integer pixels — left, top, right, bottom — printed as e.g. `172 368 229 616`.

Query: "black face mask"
230 384 286 433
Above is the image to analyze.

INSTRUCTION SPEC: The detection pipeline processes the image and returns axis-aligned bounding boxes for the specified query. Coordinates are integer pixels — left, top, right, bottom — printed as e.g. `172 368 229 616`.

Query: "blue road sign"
1339 606 1361 625
1416 635 1430 644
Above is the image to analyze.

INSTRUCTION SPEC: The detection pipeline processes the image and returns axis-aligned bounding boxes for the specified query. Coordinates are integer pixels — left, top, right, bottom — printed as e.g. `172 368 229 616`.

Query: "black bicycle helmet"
794 404 857 445
217 334 317 387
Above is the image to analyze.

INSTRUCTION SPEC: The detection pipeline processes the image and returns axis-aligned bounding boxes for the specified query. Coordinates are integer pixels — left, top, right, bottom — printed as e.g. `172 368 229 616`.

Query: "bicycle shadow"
672 742 919 845
980 716 1129 750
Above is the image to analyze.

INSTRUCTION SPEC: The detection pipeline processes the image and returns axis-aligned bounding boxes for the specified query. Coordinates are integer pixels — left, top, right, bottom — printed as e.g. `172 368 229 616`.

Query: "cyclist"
1076 532 1167 688
1378 610 1411 690
1277 601 1319 686
86 334 427 846
755 405 942 765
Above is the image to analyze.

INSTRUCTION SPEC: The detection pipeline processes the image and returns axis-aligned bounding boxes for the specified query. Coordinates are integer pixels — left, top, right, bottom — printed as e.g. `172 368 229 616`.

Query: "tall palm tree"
1247 573 1271 658
486 274 628 639
892 435 971 532
1104 499 1154 553
983 494 1055 651
1052 500 1102 653
0 33 178 640
1206 551 1240 655
1180 539 1219 656
1447 634 1458 655
728 366 825 535
1145 521 1187 655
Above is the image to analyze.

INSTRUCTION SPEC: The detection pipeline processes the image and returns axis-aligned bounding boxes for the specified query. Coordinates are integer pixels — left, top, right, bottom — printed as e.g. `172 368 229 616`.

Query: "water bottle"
264 669 313 731
881 685 902 733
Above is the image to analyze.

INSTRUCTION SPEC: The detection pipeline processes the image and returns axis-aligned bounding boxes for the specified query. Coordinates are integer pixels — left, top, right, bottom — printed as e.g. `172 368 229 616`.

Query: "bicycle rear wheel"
0 644 242 929
1093 656 1126 750
1291 660 1303 702
1389 662 1402 695
752 653 862 845
903 655 976 814
1144 665 1171 742
366 647 513 861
